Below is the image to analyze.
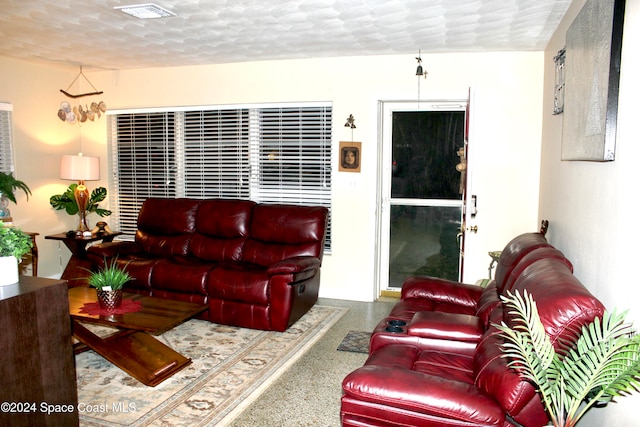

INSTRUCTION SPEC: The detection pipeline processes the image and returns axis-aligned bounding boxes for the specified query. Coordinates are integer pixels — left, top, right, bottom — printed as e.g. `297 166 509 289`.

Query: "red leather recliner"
341 257 605 427
369 229 572 354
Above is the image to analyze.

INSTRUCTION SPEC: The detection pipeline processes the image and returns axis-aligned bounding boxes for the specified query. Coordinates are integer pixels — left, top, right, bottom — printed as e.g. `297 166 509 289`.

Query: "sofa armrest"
87 241 144 258
342 365 505 424
407 311 484 343
401 275 484 308
267 256 320 275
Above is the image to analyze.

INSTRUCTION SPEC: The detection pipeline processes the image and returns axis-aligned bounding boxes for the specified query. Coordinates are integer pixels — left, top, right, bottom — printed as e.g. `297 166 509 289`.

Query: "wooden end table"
45 231 122 286
68 287 208 387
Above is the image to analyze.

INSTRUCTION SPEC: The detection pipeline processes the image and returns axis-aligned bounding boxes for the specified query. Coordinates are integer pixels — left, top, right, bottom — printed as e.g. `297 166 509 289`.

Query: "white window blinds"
251 106 332 207
108 112 177 236
0 103 15 173
108 103 332 249
183 109 250 199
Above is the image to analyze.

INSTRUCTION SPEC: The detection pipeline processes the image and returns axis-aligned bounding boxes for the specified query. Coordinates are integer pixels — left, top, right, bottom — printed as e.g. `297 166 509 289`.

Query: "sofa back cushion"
241 204 328 267
136 198 200 257
509 258 605 350
475 246 573 326
494 232 551 293
500 246 572 294
473 258 605 425
189 199 255 261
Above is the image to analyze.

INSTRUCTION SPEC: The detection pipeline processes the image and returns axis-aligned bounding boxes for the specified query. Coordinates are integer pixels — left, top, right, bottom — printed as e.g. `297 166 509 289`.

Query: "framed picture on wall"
339 141 361 173
561 0 625 161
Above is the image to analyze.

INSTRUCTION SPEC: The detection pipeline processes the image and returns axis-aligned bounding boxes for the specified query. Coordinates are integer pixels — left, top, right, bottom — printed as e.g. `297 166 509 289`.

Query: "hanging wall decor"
339 141 361 173
57 67 107 125
553 48 565 115
561 0 625 161
340 114 361 173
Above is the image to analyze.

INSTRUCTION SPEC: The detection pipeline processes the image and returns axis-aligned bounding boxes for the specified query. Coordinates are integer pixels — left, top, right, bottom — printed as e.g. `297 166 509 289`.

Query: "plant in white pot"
495 290 640 427
86 257 132 310
0 226 33 286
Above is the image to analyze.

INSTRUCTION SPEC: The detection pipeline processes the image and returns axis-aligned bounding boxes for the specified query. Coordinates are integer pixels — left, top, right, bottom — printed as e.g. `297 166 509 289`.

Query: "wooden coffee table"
68 287 208 387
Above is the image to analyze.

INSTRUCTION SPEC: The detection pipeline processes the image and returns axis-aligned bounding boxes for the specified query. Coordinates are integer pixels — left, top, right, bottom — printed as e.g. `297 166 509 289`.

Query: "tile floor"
229 297 396 427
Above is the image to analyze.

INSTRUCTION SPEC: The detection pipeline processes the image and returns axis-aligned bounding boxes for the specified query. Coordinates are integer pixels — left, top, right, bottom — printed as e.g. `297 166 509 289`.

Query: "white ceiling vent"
114 3 176 20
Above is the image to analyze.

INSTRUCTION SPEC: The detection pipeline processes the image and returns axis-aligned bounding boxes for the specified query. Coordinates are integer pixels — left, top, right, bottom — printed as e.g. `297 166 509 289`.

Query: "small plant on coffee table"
86 257 132 310
87 257 132 291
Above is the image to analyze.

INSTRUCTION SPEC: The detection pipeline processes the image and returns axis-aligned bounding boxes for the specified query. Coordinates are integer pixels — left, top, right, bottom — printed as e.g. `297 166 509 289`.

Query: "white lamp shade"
60 155 100 181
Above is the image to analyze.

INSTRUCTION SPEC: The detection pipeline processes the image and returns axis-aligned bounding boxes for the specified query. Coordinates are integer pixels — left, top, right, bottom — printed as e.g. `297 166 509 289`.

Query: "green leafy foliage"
49 184 111 217
0 226 33 258
495 290 640 427
0 172 31 203
86 257 132 290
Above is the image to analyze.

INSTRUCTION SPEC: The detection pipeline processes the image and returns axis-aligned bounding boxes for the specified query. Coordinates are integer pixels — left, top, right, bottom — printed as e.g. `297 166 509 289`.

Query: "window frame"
0 103 15 174
107 102 332 250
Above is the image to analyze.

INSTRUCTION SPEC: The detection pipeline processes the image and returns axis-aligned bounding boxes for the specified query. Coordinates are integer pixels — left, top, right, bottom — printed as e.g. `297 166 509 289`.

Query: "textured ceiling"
0 0 571 70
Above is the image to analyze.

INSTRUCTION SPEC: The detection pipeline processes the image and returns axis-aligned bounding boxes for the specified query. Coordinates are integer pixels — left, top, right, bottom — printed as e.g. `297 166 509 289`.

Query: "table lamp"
60 154 100 235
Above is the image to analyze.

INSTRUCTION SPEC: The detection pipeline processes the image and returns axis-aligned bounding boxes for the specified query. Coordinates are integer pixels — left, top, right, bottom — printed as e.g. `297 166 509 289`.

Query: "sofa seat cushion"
388 298 477 320
207 263 270 306
366 345 474 387
408 311 484 343
118 256 160 293
343 345 507 426
151 256 214 296
412 350 474 383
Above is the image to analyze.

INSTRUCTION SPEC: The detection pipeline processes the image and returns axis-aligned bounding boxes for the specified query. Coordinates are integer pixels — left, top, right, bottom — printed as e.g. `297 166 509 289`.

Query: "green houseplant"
49 184 111 217
86 257 132 310
0 172 31 203
495 290 640 427
0 172 31 220
0 226 33 286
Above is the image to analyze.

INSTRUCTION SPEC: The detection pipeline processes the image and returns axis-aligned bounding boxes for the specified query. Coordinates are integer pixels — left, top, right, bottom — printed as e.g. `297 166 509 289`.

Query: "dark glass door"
387 109 466 287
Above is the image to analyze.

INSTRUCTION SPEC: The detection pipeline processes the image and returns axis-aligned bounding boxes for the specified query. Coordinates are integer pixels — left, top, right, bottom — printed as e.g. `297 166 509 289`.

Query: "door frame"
374 99 470 297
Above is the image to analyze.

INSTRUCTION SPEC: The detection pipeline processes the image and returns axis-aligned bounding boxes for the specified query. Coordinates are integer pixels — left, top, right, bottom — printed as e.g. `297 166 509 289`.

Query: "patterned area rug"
336 330 370 353
76 305 347 427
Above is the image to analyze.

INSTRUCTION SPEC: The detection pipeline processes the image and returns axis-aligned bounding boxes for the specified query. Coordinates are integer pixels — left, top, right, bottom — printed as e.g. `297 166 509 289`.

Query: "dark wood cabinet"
0 276 79 426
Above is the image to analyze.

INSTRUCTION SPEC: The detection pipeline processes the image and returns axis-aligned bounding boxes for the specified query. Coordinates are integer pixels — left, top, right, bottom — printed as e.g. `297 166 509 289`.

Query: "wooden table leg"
72 321 192 387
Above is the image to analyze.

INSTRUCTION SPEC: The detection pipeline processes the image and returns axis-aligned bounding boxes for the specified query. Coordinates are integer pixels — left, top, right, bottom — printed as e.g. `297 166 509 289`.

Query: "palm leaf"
496 291 640 427
496 290 561 423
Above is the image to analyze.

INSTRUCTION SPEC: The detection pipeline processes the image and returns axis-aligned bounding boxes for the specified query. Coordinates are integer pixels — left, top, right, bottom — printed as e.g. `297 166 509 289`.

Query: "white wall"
539 0 640 424
1 51 543 302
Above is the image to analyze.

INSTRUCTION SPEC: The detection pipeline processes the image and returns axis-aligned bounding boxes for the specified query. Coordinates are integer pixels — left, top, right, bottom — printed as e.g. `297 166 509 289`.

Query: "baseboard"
379 289 400 299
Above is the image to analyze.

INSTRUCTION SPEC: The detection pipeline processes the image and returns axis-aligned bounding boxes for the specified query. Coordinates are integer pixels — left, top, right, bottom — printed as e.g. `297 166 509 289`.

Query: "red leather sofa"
86 198 328 332
341 228 605 427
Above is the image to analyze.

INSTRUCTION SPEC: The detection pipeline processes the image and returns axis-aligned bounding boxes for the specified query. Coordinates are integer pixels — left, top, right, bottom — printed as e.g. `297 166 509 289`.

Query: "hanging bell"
416 65 423 76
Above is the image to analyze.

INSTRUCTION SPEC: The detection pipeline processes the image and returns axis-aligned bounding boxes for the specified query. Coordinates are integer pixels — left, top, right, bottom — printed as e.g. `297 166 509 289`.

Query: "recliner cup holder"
385 326 404 333
387 319 407 327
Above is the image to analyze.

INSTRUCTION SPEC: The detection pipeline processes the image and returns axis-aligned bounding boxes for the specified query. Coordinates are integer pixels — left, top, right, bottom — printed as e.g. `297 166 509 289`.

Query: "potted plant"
495 290 640 427
49 184 111 218
0 226 33 286
86 257 132 310
0 172 31 220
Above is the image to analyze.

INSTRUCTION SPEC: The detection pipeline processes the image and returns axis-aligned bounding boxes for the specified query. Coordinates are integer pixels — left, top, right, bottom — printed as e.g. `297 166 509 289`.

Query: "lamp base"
74 182 91 235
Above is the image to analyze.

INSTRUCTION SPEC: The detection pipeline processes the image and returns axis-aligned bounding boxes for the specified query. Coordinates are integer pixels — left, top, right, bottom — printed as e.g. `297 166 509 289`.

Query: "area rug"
76 305 347 427
336 330 370 354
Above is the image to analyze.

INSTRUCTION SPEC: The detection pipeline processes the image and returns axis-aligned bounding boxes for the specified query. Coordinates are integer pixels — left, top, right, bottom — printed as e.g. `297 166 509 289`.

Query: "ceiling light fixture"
114 3 176 20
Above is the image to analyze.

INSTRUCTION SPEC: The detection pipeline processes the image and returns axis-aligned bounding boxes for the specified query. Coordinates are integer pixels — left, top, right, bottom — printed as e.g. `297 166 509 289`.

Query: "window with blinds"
108 103 332 250
0 103 15 173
